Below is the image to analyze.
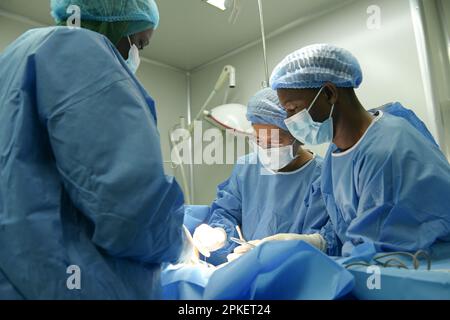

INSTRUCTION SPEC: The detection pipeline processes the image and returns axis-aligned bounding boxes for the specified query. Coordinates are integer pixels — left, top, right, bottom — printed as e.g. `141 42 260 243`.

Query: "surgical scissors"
230 237 256 248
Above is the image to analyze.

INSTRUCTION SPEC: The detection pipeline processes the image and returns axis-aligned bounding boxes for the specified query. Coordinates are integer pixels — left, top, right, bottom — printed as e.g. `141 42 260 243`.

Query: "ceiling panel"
0 0 352 70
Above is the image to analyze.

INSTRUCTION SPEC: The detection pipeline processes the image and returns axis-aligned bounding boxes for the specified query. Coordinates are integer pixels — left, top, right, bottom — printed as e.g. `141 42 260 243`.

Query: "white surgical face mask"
126 36 141 74
253 141 297 171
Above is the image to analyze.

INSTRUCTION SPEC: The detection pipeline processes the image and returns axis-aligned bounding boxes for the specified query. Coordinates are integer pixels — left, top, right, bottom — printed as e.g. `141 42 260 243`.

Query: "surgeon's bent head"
50 0 160 59
116 28 154 60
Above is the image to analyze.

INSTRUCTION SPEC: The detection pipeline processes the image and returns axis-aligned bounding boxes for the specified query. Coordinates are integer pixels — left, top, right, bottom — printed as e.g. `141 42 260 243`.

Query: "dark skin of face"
277 83 375 151
116 28 154 60
253 124 314 172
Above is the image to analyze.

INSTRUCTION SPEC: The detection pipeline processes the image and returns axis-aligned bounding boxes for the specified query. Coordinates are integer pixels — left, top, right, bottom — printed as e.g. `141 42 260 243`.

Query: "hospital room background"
1 0 449 205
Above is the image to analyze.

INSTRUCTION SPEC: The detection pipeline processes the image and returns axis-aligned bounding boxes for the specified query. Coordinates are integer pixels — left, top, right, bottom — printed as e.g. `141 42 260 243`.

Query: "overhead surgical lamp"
185 65 252 136
204 104 253 136
171 0 270 204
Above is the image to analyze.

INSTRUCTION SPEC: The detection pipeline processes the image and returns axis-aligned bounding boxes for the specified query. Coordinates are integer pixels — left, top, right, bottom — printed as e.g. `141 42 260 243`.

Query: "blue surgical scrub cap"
246 88 289 131
51 0 160 29
270 44 363 90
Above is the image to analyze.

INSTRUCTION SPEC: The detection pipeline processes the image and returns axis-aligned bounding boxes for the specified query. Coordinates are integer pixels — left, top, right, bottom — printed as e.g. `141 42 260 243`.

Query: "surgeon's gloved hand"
193 224 227 258
226 233 327 263
260 233 327 252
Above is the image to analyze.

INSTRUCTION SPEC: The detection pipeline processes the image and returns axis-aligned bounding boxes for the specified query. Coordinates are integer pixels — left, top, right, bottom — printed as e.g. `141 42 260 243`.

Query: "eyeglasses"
251 133 295 149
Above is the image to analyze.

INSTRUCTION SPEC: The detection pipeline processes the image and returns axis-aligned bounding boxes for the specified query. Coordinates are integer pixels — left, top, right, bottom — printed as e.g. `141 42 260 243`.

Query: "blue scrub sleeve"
206 171 243 265
301 178 330 234
184 205 211 234
302 178 341 256
319 220 342 256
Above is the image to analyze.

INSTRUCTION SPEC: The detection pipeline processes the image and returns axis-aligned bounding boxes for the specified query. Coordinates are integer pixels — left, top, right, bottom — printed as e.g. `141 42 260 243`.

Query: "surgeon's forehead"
254 124 283 134
277 88 313 105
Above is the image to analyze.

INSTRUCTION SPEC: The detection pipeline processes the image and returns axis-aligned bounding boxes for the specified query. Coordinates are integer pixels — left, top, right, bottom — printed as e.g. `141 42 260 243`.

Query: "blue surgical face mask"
126 36 141 74
284 87 335 145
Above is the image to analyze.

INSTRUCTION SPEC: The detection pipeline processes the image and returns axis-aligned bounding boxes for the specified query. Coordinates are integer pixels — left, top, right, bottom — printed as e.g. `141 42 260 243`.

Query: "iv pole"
257 0 270 87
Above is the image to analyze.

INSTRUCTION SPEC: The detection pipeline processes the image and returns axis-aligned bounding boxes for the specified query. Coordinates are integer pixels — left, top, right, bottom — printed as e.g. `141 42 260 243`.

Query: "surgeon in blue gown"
0 0 186 299
193 88 338 265
270 43 450 256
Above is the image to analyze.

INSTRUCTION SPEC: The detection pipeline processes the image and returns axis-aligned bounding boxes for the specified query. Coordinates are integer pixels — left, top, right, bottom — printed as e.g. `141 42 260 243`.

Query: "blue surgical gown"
371 102 439 147
0 27 185 299
321 109 450 256
206 153 338 265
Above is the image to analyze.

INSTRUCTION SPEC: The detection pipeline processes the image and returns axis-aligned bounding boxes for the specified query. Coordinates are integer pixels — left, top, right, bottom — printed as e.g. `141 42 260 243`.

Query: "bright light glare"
206 0 227 11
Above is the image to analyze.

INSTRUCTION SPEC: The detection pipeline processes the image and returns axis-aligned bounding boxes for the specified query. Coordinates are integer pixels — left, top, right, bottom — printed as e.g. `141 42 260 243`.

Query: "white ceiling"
0 0 349 70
